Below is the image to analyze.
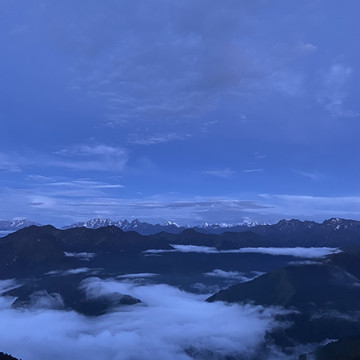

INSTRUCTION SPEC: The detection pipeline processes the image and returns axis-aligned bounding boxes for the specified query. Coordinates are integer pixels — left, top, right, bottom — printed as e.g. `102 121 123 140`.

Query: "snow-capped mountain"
0 219 40 231
63 218 267 235
58 216 360 237
163 220 180 227
63 218 185 235
65 218 121 229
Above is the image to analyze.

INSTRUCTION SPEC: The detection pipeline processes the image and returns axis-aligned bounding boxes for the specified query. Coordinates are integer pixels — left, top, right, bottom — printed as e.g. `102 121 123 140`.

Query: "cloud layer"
0 278 290 360
146 245 341 259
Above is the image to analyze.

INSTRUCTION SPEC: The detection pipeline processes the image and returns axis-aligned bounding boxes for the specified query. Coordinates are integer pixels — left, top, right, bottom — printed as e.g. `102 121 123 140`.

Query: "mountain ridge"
2 217 360 236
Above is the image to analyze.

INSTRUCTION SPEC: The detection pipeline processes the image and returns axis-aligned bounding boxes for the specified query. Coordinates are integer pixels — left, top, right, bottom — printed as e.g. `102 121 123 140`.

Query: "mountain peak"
164 221 180 227
0 219 39 231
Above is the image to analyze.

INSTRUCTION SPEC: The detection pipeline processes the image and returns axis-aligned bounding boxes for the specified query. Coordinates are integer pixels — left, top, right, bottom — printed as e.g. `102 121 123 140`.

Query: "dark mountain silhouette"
1 220 360 280
155 228 266 249
62 217 360 247
207 251 360 346
0 353 20 360
245 218 360 247
8 274 141 316
2 220 360 355
3 217 360 248
0 225 173 278
315 335 360 360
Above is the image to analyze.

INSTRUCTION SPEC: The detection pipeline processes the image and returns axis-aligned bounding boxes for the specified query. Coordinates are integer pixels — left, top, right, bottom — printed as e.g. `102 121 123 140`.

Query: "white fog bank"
146 245 341 258
0 277 291 360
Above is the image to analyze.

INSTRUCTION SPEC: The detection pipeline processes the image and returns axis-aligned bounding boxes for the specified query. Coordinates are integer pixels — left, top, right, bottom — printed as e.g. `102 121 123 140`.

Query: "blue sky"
1 0 360 226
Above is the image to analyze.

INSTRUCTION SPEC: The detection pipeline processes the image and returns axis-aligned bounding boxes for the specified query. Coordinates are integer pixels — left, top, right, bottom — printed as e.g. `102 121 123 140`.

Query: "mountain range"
0 219 39 232
2 220 360 358
3 217 360 238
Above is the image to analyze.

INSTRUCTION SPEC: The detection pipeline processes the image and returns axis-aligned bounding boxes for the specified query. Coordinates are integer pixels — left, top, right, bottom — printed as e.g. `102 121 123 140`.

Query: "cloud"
47 180 124 190
230 247 341 258
269 71 304 97
129 133 191 146
44 0 277 129
0 153 22 172
291 169 321 181
64 252 97 261
0 277 290 360
146 246 341 259
131 199 268 210
310 310 360 323
288 260 321 266
243 169 263 174
257 194 360 222
171 245 218 253
202 168 235 178
54 145 128 172
116 273 158 279
294 42 317 55
0 280 19 294
46 268 97 276
319 64 358 118
204 269 265 282
26 290 65 310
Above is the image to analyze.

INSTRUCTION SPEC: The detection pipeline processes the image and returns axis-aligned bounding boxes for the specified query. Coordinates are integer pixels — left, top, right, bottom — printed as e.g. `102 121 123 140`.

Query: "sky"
1 0 360 226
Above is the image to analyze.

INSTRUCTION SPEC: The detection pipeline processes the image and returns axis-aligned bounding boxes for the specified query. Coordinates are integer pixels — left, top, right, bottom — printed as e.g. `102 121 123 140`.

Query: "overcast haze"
1 0 360 226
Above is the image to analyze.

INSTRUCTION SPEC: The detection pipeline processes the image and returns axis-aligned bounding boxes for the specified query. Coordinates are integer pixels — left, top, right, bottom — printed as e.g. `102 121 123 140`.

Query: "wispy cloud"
0 153 22 172
258 194 360 221
243 169 263 174
204 269 265 282
130 198 269 211
253 152 266 160
129 133 191 146
292 169 321 181
318 64 358 118
47 180 124 190
202 168 234 178
54 145 128 172
269 71 304 97
55 144 126 157
294 42 318 55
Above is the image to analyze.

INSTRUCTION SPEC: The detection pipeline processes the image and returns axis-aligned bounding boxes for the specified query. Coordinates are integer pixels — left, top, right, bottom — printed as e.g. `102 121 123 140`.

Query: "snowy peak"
63 218 184 234
65 218 116 229
164 221 180 228
0 219 39 231
322 218 359 231
61 217 360 236
85 218 116 229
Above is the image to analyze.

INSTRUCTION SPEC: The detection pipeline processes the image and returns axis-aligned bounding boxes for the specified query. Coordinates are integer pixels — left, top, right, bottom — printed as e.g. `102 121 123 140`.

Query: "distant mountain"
63 217 360 242
63 218 186 235
3 217 360 238
156 228 266 249
63 217 267 235
0 225 173 278
207 251 360 345
246 218 360 248
207 252 360 310
0 219 40 231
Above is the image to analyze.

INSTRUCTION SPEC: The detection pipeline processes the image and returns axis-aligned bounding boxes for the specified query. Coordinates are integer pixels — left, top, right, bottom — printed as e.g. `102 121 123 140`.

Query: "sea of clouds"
0 277 297 360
